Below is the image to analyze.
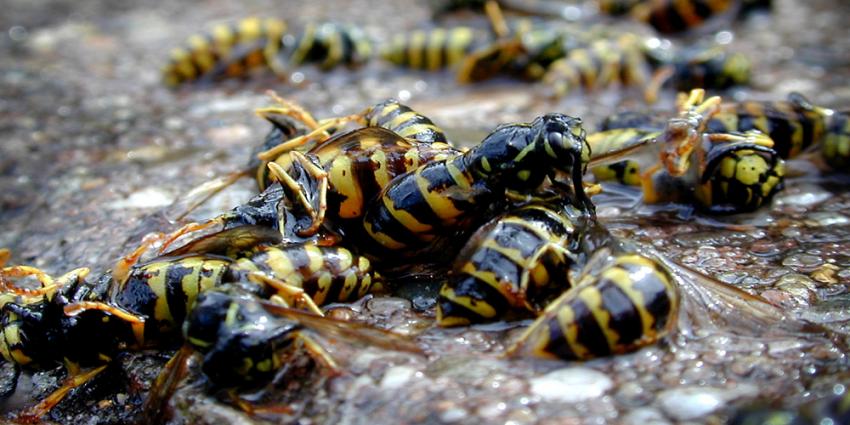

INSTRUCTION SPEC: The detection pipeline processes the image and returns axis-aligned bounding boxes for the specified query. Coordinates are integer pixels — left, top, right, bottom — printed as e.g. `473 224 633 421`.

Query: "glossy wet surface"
1 0 850 423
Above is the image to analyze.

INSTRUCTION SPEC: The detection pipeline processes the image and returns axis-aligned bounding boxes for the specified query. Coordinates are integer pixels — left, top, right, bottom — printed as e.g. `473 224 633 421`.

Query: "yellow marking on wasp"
313 272 333 305
407 31 427 69
555 303 589 359
187 336 212 348
373 102 400 125
341 271 358 300
237 17 263 42
187 35 214 72
304 245 326 273
142 265 170 323
264 248 299 285
224 302 240 327
480 156 491 172
482 239 529 267
364 222 407 250
446 28 474 65
416 170 463 222
383 190 433 233
404 149 421 169
610 262 659 337
211 24 235 57
517 170 531 181
291 24 317 66
325 27 345 69
330 155 363 218
359 274 372 297
426 28 447 71
577 285 619 349
398 123 442 140
440 284 498 319
387 111 418 131
370 149 391 189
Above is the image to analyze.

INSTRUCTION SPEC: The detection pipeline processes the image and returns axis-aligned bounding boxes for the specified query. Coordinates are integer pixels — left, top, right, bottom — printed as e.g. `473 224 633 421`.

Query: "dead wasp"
151 95 458 256
705 92 850 168
345 113 593 263
507 250 679 361
143 285 420 420
436 198 592 326
0 242 381 420
597 0 737 34
380 26 492 72
588 89 785 213
162 18 371 87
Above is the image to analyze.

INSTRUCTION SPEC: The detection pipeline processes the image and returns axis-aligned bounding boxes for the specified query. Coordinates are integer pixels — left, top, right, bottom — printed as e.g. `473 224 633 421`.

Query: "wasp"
436 197 592 326
110 243 383 345
358 113 592 260
152 95 459 258
145 286 421 419
705 92 850 168
0 242 380 420
588 89 785 213
162 18 371 87
0 261 146 421
380 26 491 72
507 250 679 360
597 0 737 34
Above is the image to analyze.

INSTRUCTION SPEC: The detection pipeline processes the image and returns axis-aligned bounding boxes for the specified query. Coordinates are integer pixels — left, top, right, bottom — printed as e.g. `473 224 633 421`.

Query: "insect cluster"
2 0 848 422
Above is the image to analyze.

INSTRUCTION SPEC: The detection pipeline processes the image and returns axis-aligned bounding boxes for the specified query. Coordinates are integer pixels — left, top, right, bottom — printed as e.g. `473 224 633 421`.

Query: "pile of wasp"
3 0 850 423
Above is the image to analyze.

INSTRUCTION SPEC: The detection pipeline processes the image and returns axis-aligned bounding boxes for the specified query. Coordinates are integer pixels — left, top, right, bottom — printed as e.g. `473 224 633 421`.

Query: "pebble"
529 367 613 403
107 187 173 209
621 407 671 425
379 365 419 390
656 387 730 421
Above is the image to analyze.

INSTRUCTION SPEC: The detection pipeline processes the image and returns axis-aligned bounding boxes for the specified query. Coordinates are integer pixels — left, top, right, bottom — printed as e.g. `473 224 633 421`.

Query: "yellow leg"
298 333 340 374
157 219 227 255
0 266 87 297
248 272 324 317
640 163 664 204
484 0 510 38
256 91 322 130
64 302 146 347
644 65 675 105
267 156 329 237
170 169 251 222
16 364 108 423
113 232 167 284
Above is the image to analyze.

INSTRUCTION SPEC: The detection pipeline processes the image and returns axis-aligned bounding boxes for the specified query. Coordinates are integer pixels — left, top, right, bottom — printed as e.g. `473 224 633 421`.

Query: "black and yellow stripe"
381 27 484 71
363 99 449 145
694 143 785 214
230 245 381 305
708 97 828 159
824 111 850 169
437 201 582 326
162 17 287 86
282 22 372 70
543 34 648 97
510 254 677 360
114 256 232 344
361 114 591 256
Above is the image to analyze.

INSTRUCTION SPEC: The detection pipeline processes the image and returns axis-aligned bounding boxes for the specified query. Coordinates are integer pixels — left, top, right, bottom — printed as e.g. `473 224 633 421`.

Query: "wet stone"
656 385 757 421
529 367 613 403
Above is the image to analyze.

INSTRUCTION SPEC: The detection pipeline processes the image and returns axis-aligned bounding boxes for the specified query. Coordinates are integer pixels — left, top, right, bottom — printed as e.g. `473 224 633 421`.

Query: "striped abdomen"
694 145 785 214
308 127 458 222
381 27 484 71
282 22 372 70
230 245 381 305
543 35 648 97
707 100 828 159
364 99 449 145
113 256 231 344
437 203 581 326
510 254 678 360
162 17 287 86
823 111 850 169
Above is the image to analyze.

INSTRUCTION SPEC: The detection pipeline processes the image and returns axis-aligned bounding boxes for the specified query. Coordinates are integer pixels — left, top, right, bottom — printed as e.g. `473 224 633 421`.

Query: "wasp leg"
639 162 665 204
298 333 340 375
0 266 87 297
248 272 324 317
16 363 109 423
142 345 194 424
257 116 352 161
643 65 675 105
705 130 775 148
484 0 509 38
659 89 721 176
226 390 294 417
64 302 146 346
267 157 328 237
256 91 322 130
113 232 169 284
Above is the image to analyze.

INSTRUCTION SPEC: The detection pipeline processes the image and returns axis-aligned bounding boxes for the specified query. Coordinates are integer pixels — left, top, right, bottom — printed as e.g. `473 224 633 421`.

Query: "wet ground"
1 0 850 423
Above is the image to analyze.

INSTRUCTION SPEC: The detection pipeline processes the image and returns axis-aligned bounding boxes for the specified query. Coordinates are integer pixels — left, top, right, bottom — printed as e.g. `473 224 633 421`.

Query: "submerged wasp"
588 89 785 213
162 18 371 86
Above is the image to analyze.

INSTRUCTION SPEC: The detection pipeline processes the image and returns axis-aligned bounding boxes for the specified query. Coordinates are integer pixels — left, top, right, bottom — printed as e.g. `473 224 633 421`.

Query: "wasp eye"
547 131 564 147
